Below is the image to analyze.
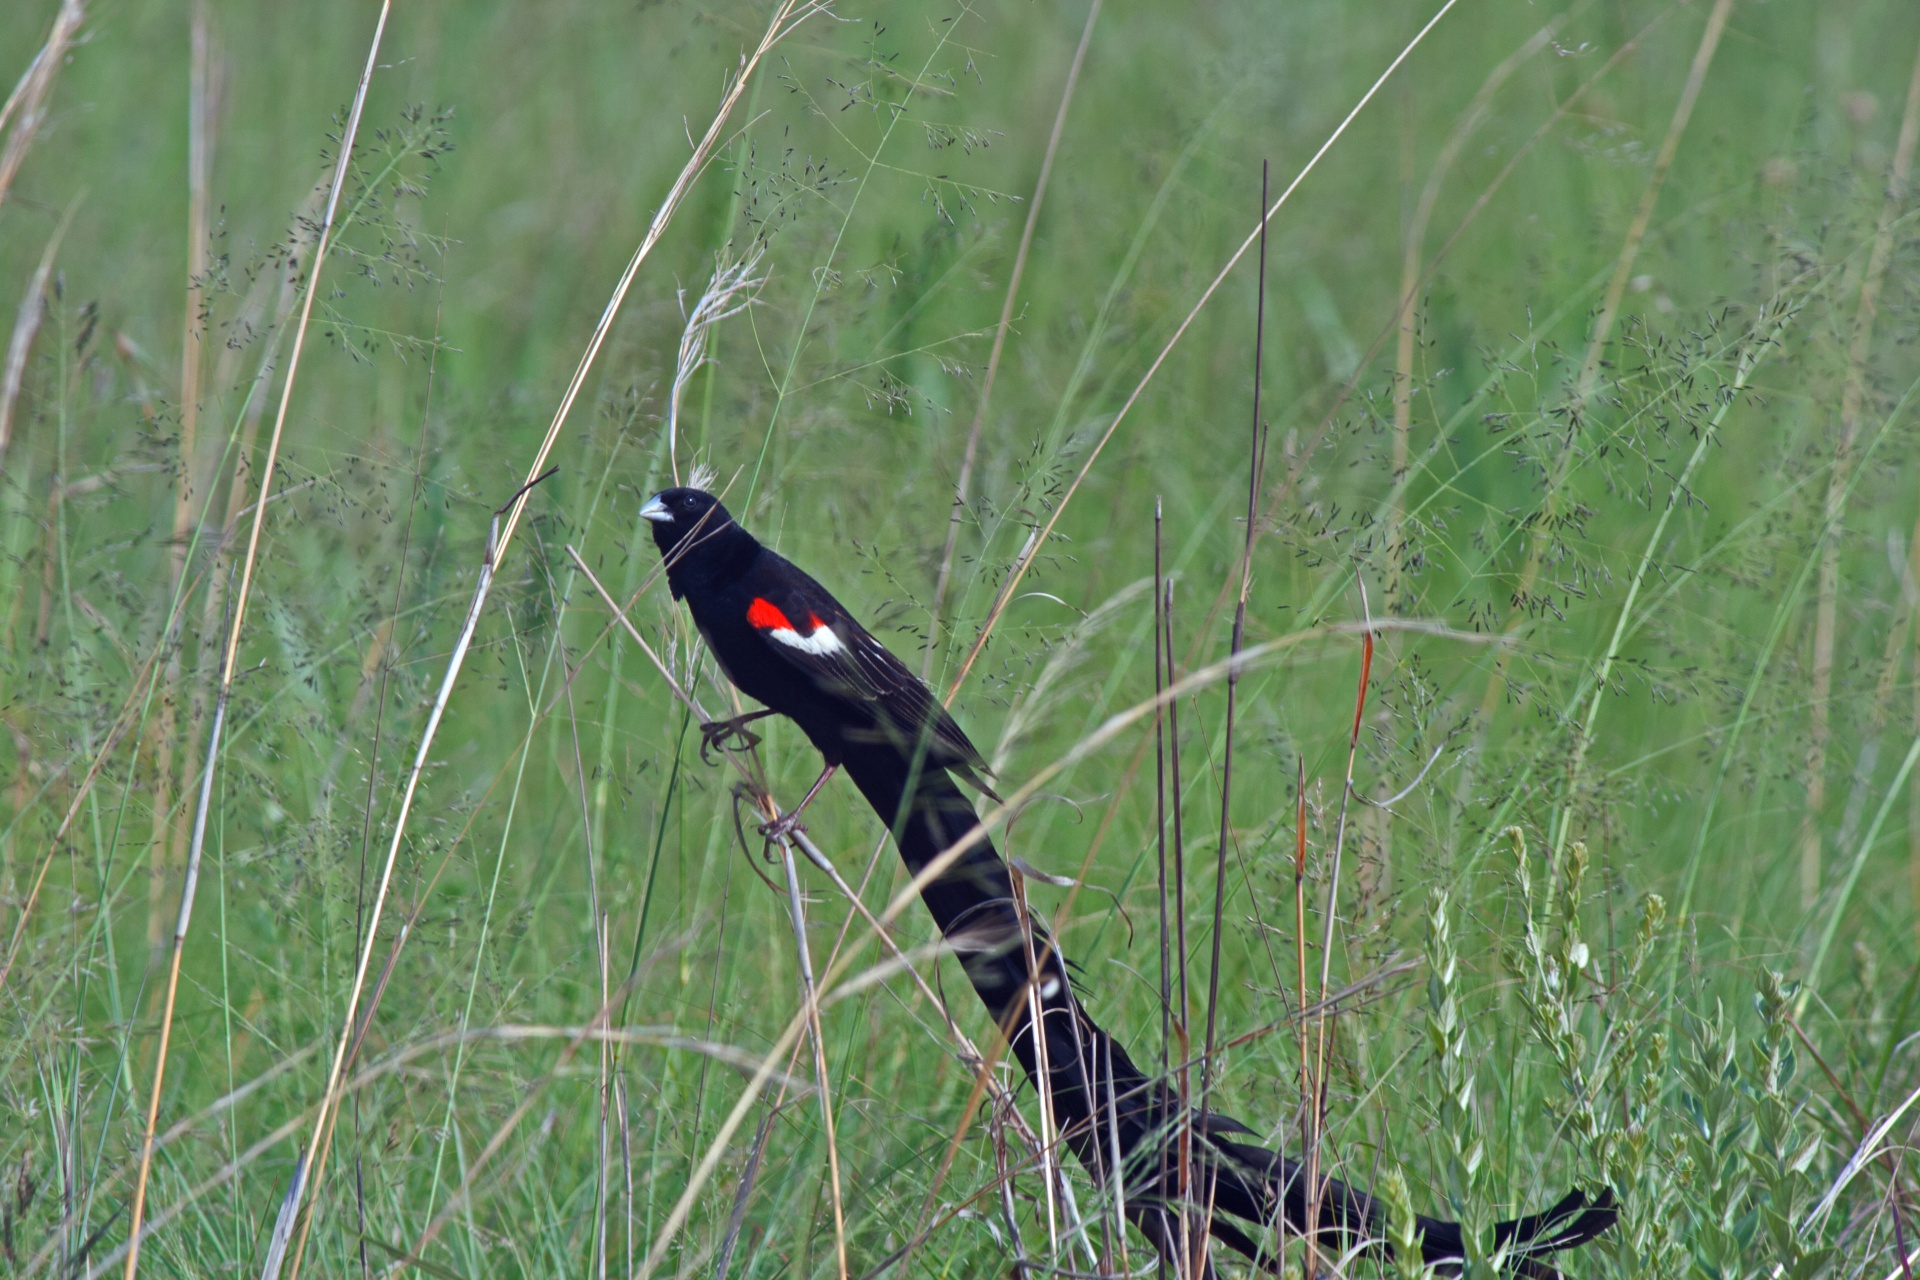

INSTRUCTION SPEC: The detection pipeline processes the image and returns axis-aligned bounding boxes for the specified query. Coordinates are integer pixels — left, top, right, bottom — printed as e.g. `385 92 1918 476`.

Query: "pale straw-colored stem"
122 8 390 1277
0 0 83 218
258 6 821 1272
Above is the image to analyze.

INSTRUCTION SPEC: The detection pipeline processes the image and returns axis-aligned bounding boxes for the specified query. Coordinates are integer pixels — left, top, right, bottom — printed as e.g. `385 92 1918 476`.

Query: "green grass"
4 0 1920 1276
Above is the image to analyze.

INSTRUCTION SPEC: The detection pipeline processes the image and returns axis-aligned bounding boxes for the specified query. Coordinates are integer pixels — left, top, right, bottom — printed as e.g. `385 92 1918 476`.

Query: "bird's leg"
699 708 774 764
760 763 839 840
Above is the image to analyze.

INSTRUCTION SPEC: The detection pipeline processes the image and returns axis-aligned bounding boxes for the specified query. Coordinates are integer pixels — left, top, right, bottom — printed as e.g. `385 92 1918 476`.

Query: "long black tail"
838 745 1617 1277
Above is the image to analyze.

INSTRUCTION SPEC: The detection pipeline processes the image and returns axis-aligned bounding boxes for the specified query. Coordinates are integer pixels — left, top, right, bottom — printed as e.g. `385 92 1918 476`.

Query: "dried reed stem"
123 9 390 1275
256 6 820 1269
0 196 78 462
1292 758 1311 1184
0 0 83 218
1162 573 1194 1275
779 826 852 1280
1154 500 1173 1237
150 0 215 953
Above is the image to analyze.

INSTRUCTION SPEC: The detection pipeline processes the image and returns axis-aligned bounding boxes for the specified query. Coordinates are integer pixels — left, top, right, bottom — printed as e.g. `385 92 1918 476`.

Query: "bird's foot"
758 810 806 842
700 711 770 764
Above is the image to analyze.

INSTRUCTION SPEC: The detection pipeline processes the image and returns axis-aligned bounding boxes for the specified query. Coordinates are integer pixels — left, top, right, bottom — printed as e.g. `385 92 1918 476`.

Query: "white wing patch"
768 622 847 656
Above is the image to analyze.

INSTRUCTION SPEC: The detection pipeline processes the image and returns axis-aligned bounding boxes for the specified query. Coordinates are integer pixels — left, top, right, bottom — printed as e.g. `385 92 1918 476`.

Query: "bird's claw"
758 811 806 842
699 716 764 765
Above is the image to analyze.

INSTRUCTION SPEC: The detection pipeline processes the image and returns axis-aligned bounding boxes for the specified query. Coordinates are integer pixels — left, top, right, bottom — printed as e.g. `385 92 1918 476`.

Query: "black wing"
749 559 996 793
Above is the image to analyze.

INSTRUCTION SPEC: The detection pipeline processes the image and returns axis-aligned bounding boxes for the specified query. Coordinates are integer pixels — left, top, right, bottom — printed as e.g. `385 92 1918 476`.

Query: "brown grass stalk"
0 0 83 217
0 194 79 462
124 7 392 1275
149 0 216 954
1804 27 1920 908
1162 575 1196 1275
1155 499 1172 1073
262 6 824 1269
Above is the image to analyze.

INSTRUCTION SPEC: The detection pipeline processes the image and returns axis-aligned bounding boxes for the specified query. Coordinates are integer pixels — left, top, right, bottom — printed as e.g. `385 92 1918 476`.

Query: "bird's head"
640 487 751 587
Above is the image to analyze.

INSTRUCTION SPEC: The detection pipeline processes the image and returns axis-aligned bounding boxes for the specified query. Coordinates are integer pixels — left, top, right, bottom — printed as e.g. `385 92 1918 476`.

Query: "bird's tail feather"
839 747 1617 1273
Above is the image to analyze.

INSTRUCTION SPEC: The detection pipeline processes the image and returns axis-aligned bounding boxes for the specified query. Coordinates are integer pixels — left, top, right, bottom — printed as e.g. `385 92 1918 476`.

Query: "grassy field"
4 0 1920 1275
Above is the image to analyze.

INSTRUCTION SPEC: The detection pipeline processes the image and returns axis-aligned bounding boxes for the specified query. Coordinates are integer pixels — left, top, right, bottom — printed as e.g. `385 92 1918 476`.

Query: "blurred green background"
4 0 1919 1275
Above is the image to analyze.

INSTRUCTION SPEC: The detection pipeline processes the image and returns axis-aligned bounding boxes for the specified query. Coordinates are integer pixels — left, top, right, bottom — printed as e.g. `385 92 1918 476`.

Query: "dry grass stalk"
941 0 1460 703
149 0 217 952
124 7 393 1276
1154 498 1172 1067
0 0 83 214
0 195 79 462
778 815 852 1280
1288 758 1310 1271
1804 28 1920 908
273 474 531 1280
255 6 824 1270
1161 576 1195 1275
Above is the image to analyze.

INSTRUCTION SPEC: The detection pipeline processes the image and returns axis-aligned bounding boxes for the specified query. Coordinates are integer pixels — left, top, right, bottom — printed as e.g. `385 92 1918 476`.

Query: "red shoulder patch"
747 597 794 632
807 612 827 631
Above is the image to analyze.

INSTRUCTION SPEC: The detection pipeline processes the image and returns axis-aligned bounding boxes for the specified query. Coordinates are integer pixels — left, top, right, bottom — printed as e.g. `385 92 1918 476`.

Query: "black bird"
641 484 997 837
643 485 1616 1277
